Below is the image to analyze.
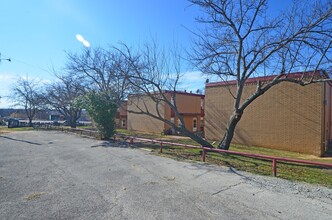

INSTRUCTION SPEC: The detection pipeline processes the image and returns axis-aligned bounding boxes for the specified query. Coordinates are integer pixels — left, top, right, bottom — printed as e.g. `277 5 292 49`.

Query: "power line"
0 53 11 63
0 52 52 74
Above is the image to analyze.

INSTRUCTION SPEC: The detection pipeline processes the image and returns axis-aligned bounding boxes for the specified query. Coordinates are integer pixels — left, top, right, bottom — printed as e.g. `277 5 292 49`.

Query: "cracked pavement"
1 130 332 219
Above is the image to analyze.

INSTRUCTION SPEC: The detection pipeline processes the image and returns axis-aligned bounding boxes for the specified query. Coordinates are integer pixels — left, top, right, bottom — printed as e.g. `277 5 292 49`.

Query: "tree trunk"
69 118 77 128
28 118 33 127
180 127 213 148
218 109 243 150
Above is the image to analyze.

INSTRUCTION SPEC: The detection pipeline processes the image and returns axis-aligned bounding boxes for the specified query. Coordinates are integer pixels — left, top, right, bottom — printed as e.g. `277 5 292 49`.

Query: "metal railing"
35 126 332 177
35 125 101 139
117 135 332 177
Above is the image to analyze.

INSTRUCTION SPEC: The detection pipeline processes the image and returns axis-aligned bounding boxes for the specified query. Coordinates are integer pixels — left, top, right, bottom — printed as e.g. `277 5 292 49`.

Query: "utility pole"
0 53 11 63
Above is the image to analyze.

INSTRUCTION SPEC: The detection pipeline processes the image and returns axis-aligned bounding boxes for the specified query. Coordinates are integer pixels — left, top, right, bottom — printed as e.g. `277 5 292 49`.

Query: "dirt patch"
23 192 46 201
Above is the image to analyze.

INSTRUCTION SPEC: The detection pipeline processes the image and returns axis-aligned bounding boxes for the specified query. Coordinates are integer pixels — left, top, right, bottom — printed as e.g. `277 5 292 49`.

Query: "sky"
0 0 207 108
0 0 288 108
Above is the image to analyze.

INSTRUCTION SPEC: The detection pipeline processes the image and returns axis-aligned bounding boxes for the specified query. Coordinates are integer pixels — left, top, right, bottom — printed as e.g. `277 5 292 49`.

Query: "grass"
116 129 332 188
0 126 34 134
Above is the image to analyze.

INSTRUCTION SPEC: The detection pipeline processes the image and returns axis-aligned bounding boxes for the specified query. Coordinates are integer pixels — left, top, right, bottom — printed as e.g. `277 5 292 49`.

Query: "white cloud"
182 71 207 80
0 73 19 108
178 71 207 91
0 74 18 94
0 73 18 82
0 97 15 108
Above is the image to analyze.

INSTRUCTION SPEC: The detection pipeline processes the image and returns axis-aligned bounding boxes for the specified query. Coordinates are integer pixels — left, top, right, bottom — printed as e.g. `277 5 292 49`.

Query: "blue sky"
0 0 205 107
0 0 289 108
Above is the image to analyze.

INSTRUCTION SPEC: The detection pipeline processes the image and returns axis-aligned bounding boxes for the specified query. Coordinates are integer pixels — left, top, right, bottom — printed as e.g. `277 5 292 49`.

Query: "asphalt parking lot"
1 130 332 219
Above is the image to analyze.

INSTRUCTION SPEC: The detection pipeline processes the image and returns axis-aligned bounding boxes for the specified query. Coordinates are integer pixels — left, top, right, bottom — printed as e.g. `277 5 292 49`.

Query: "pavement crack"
211 182 244 196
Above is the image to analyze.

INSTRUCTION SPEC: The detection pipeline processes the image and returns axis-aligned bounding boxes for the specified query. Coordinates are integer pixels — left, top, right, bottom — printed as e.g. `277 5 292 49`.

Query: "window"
193 117 197 132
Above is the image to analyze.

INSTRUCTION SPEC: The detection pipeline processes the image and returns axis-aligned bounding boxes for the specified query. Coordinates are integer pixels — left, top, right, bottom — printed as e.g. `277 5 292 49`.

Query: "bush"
79 92 118 139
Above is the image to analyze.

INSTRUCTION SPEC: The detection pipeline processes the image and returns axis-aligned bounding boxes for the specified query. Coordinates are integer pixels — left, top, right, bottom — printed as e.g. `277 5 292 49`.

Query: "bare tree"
190 0 332 149
42 73 85 128
11 77 41 126
65 46 133 135
65 47 131 104
122 42 212 147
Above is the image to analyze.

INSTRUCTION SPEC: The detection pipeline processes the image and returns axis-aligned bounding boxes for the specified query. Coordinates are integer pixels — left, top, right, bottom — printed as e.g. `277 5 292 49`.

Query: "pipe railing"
35 126 332 177
35 124 101 139
116 135 332 177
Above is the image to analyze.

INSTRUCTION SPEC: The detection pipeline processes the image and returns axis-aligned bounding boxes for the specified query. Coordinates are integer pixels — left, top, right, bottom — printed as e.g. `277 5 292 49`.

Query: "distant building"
9 110 26 119
127 91 204 135
0 109 16 118
48 110 61 121
204 71 331 156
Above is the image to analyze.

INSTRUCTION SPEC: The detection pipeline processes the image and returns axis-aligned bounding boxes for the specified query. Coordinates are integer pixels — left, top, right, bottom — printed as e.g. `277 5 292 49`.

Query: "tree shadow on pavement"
0 135 41 146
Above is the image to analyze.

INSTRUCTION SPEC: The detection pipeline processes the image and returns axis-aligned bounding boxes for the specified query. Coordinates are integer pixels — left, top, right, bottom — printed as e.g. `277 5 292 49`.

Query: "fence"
116 135 332 177
35 124 102 139
35 125 332 177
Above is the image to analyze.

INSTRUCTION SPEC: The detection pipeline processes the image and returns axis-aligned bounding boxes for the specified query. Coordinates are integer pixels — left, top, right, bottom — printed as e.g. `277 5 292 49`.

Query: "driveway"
0 130 331 219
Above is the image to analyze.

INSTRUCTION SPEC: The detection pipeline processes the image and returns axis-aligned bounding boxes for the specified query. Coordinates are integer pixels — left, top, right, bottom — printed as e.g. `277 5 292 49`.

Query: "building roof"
169 90 205 98
129 90 205 98
206 70 328 88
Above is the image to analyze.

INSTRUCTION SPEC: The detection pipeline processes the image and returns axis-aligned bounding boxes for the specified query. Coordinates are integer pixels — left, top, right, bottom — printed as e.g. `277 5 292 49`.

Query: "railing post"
272 159 277 176
160 142 163 153
201 148 206 162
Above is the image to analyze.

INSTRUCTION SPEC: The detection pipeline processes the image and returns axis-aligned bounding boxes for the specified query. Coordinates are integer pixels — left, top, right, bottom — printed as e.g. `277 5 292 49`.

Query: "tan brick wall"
165 93 204 132
205 82 323 156
128 92 204 134
127 95 165 133
175 94 202 114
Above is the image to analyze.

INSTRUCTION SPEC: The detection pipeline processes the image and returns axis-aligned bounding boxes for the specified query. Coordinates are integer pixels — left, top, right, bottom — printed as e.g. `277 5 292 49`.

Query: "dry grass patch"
24 192 46 201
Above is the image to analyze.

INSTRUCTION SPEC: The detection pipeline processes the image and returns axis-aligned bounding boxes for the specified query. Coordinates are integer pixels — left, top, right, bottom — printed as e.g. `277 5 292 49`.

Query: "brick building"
127 91 204 134
205 72 332 156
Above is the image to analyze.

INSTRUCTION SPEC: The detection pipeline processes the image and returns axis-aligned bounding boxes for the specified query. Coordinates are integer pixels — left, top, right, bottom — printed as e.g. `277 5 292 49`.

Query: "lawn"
116 129 332 188
0 126 34 134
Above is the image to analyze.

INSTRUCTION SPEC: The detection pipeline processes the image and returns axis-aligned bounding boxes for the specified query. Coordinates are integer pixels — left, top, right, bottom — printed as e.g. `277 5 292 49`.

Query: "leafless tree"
11 77 41 126
190 0 332 149
65 47 131 104
122 42 212 147
42 73 85 128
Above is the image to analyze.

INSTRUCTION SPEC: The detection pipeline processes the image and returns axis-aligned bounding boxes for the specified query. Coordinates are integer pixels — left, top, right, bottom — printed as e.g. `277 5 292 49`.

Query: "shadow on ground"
0 135 41 146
